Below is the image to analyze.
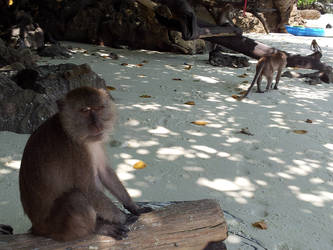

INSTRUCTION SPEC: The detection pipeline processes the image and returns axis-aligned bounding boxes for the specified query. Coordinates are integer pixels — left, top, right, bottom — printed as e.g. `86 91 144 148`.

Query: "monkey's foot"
95 222 129 240
137 206 153 214
256 90 264 93
273 87 279 90
125 214 139 225
124 204 153 216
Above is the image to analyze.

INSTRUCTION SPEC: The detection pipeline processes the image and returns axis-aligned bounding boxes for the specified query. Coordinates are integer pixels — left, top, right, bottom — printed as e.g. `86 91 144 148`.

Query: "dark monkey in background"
19 86 150 241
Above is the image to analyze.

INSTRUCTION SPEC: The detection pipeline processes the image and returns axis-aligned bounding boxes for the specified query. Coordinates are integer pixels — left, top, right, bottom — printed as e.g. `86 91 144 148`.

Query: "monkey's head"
58 86 116 143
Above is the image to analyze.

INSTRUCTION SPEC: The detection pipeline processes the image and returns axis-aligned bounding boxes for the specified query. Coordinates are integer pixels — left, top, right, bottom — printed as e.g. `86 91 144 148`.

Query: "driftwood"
204 36 333 83
149 0 332 82
0 199 227 250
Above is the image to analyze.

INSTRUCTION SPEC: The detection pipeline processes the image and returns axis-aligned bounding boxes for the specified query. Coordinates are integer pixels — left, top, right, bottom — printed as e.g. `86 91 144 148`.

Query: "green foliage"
297 0 317 8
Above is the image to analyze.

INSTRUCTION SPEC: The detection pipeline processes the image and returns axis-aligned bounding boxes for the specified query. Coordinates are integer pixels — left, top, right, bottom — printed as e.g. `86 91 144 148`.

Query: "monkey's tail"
241 61 265 99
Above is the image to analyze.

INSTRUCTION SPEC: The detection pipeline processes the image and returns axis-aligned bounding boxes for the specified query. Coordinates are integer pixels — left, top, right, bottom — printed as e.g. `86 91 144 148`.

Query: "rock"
298 9 321 20
34 0 206 54
234 11 267 34
209 49 249 68
0 63 107 134
37 44 72 58
0 39 37 69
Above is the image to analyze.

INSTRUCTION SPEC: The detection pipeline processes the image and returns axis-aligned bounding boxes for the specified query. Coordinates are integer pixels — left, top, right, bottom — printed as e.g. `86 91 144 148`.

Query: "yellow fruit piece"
191 121 208 126
9 0 14 5
133 161 147 169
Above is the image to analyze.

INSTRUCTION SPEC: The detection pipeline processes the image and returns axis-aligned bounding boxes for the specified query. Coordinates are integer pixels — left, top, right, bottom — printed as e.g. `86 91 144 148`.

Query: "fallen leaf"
140 95 151 98
137 74 147 78
136 63 144 67
237 73 248 78
172 78 182 81
252 220 267 230
191 121 208 126
231 94 242 101
121 63 128 66
106 86 116 91
305 119 313 123
293 130 307 134
142 60 149 63
133 161 147 169
242 80 249 83
238 91 247 95
102 55 109 59
184 101 195 105
184 65 192 70
240 127 254 136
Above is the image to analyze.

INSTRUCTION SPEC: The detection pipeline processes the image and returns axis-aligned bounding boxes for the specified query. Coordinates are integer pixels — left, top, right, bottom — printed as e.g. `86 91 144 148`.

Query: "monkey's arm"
98 166 150 215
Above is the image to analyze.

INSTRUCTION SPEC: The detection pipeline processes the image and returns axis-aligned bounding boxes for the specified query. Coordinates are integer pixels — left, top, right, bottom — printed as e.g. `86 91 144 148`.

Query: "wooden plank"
0 199 227 250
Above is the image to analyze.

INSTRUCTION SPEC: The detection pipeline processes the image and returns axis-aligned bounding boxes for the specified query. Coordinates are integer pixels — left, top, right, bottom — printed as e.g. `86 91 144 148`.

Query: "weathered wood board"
0 199 227 250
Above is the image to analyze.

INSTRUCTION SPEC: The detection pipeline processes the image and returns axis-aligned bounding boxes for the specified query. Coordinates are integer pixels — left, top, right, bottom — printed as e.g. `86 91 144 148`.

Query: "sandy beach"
1 29 333 250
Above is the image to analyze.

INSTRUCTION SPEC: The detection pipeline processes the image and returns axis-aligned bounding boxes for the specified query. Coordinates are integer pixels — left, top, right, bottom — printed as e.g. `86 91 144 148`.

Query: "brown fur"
310 39 322 53
242 51 287 99
19 86 149 241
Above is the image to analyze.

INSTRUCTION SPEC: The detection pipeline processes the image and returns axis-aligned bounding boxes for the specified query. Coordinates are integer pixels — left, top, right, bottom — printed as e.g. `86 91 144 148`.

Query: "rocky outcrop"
0 64 106 134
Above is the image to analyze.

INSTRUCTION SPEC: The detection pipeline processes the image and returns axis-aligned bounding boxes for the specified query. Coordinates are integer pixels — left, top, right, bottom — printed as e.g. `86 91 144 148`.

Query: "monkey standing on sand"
19 86 151 241
241 51 287 99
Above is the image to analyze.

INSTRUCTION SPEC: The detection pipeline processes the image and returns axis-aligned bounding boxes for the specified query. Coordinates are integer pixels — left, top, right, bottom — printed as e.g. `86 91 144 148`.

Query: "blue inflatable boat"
285 25 333 37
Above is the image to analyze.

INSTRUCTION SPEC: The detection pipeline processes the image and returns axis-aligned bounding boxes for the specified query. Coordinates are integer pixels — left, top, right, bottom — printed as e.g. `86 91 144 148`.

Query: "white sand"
1 32 333 250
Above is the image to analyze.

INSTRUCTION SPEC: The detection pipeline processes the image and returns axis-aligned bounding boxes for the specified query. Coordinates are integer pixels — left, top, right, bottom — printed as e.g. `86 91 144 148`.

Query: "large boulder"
36 0 206 54
0 63 107 134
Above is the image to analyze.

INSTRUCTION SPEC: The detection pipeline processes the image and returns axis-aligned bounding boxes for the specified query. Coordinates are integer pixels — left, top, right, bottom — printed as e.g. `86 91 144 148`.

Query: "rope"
243 0 247 16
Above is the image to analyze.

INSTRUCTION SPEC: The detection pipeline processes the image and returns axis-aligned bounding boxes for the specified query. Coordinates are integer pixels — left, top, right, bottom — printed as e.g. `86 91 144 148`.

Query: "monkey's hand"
124 204 153 216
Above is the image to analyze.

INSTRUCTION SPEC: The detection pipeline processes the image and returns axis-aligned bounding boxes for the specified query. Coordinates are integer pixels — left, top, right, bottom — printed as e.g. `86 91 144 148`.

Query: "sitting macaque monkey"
241 51 287 99
19 86 151 241
217 4 236 27
310 39 321 53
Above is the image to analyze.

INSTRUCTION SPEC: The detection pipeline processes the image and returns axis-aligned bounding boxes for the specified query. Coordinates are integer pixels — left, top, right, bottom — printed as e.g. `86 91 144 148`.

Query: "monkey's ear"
56 99 65 111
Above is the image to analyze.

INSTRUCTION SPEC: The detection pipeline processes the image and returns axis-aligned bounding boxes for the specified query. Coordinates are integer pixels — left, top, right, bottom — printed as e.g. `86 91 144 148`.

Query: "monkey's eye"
93 106 105 111
80 107 92 113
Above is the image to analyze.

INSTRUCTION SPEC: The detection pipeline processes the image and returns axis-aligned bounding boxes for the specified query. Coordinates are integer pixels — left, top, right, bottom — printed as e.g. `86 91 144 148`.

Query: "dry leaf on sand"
232 95 242 101
191 121 208 126
240 127 254 136
293 130 307 134
140 95 151 98
237 73 248 78
106 86 116 91
252 220 268 230
184 101 195 105
305 119 313 123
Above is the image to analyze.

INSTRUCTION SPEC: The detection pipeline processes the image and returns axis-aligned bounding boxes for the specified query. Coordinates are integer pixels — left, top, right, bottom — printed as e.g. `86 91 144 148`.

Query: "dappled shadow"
0 35 332 249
